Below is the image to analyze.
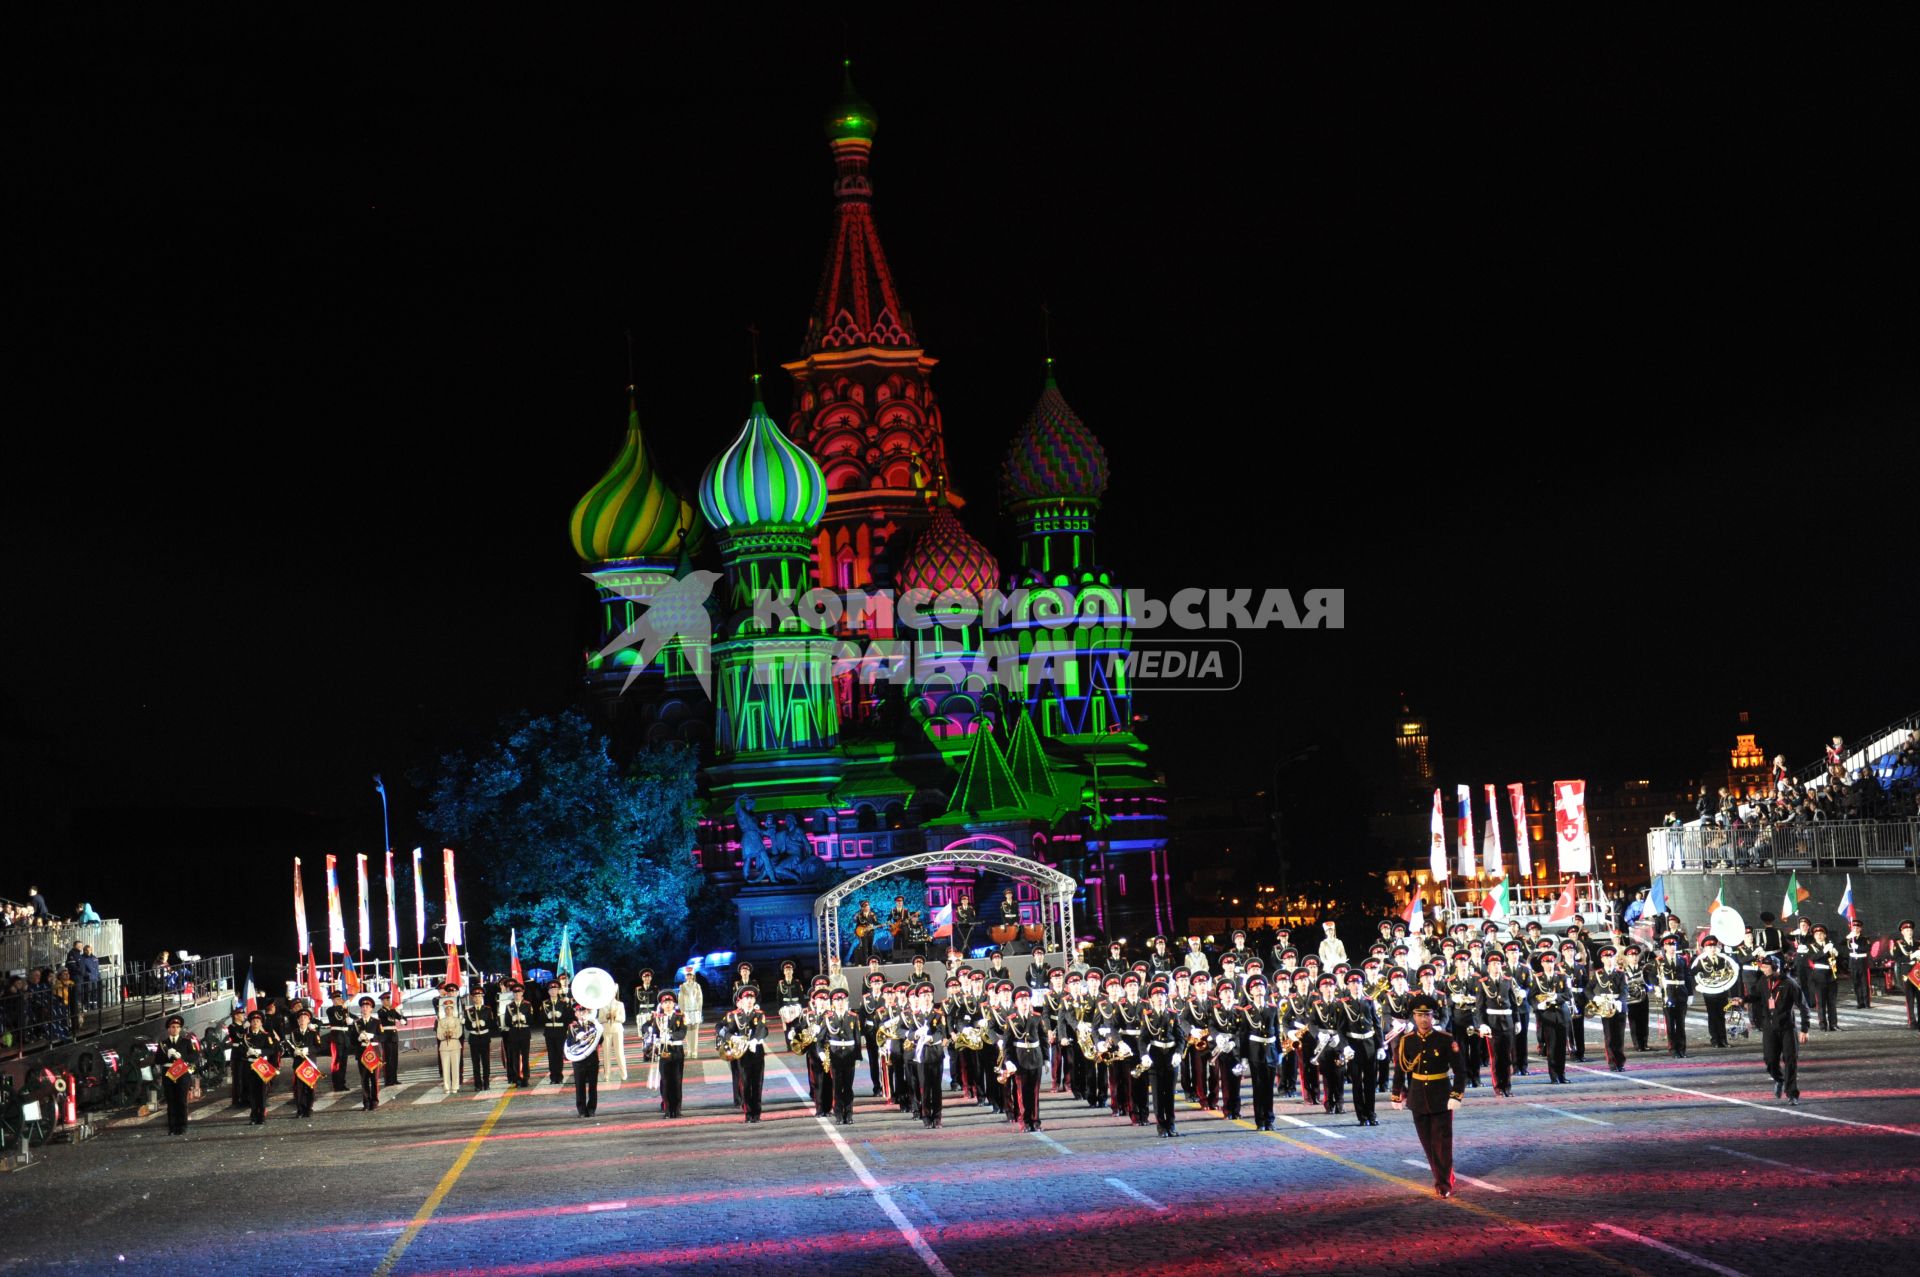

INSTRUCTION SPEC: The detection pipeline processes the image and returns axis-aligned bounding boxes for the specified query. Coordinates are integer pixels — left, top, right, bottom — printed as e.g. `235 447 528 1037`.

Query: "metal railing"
1 919 125 980
1 954 234 1058
1648 819 1920 874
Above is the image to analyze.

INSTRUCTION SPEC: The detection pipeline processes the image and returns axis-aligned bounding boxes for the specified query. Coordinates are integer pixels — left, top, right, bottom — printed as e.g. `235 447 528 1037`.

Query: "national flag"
1837 875 1856 925
557 925 575 979
1646 874 1668 920
1482 784 1503 878
1552 779 1593 875
293 857 311 959
442 849 463 948
411 848 427 954
930 902 953 939
341 951 362 997
1405 893 1424 931
304 945 324 1009
509 928 526 986
1508 782 1531 878
1456 785 1474 879
239 958 258 1013
1429 789 1448 883
1712 877 1729 914
1547 881 1577 925
1481 875 1510 922
325 855 347 955
355 853 372 955
1781 870 1809 919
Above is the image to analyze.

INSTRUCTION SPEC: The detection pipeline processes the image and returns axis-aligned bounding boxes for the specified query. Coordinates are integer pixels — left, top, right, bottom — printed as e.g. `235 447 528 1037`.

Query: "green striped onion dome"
570 395 697 564
699 386 827 533
898 503 998 598
1001 363 1109 504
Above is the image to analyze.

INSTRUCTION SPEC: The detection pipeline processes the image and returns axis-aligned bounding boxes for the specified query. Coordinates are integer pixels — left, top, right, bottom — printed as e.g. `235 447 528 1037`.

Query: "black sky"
9 12 1919 944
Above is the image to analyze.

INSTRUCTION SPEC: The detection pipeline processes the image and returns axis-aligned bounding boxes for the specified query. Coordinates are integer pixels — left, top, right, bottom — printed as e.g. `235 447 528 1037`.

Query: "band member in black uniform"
1144 983 1181 1136
465 991 497 1089
239 1010 274 1125
1041 968 1070 1092
323 990 352 1091
1307 975 1348 1114
860 972 888 1097
1338 970 1380 1125
721 988 769 1122
1243 977 1279 1130
655 990 687 1118
910 985 946 1127
1895 920 1920 1030
1475 952 1519 1097
1209 979 1246 1120
1804 925 1841 1031
158 1014 199 1135
1559 940 1589 1063
1656 934 1693 1057
286 1008 323 1117
568 1003 601 1117
1444 952 1482 1088
378 996 402 1086
353 996 383 1110
632 970 661 1022
542 981 573 1084
221 1007 248 1107
1004 987 1047 1131
1501 942 1532 1075
851 901 882 965
1756 953 1810 1103
826 988 862 1124
500 984 532 1085
1622 943 1652 1051
952 892 978 955
1592 946 1629 1071
775 961 806 1050
1531 951 1570 1084
998 887 1021 936
1392 994 1468 1197
1845 920 1873 1009
1692 935 1738 1047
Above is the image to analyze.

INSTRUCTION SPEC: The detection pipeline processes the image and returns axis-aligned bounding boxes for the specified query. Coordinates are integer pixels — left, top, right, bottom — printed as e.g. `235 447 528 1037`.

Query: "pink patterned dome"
897 504 998 597
1000 362 1109 504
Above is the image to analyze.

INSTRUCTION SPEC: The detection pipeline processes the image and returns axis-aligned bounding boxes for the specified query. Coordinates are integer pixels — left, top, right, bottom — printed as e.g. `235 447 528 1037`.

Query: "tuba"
570 967 618 1012
1695 953 1741 998
562 1017 603 1064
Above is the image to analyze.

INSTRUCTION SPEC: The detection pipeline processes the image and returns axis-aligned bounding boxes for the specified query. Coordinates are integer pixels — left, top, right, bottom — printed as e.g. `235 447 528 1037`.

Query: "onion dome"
824 59 877 142
897 502 998 598
1000 359 1109 504
570 389 697 564
699 375 828 532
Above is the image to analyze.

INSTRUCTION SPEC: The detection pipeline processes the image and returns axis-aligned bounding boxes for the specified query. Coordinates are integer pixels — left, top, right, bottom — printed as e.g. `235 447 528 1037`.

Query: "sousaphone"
1697 908 1744 997
569 967 618 1011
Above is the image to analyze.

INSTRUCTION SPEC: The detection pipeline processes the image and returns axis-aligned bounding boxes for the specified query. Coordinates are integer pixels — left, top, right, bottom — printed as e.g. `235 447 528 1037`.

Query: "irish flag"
1480 876 1510 923
1781 871 1810 920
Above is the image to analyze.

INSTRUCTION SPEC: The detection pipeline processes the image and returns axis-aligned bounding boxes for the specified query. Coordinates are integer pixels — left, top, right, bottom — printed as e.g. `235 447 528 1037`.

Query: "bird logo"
589 569 722 698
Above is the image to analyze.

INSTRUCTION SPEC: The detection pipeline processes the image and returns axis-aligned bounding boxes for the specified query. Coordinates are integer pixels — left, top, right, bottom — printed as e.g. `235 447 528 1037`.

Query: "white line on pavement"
1105 1177 1168 1212
1571 1063 1920 1137
1277 1113 1345 1139
414 1088 450 1105
1595 1222 1751 1277
1401 1159 1507 1193
1522 1102 1612 1126
1707 1145 1825 1176
765 1050 953 1277
1032 1131 1073 1155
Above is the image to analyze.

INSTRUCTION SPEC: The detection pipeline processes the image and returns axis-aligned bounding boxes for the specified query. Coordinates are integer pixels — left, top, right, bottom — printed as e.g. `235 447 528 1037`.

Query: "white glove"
248 1049 262 1059
1339 1047 1354 1065
296 1048 308 1058
1376 1047 1387 1060
1447 1097 1461 1112
167 1049 180 1060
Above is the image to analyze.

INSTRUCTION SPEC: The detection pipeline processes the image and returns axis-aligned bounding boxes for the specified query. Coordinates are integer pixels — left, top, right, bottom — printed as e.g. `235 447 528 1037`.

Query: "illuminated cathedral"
568 68 1169 960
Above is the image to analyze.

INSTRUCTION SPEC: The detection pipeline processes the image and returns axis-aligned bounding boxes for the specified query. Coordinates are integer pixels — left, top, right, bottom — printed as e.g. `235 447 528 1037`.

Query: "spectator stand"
1441 879 1615 935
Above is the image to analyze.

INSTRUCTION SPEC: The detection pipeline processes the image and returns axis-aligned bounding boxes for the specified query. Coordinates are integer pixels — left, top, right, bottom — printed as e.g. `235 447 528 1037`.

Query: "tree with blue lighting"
420 710 706 978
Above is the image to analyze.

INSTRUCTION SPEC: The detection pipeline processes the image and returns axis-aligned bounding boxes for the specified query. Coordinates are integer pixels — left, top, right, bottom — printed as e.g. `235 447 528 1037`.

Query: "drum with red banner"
360 1046 383 1073
165 1059 191 1082
294 1059 322 1088
250 1057 278 1084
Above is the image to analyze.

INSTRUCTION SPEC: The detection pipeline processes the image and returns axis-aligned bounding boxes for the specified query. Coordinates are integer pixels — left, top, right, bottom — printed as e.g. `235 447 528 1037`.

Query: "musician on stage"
1756 953 1810 1104
352 995 383 1110
1693 935 1739 1047
1531 951 1571 1084
567 1002 602 1117
465 989 498 1090
852 900 882 965
322 989 352 1092
434 984 464 1095
912 985 947 1128
1804 925 1841 1032
1656 934 1693 1058
158 1014 199 1135
1894 920 1920 1030
655 990 687 1118
997 887 1020 932
826 988 862 1124
542 981 574 1083
1393 993 1468 1197
1593 946 1630 1071
378 995 402 1086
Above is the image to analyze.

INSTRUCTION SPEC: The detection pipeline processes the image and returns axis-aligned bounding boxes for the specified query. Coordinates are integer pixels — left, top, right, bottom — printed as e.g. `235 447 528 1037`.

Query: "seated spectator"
1897 730 1920 769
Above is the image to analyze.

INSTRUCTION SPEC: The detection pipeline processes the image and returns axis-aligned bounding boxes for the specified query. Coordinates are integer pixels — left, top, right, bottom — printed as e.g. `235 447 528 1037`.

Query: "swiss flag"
1546 882 1578 924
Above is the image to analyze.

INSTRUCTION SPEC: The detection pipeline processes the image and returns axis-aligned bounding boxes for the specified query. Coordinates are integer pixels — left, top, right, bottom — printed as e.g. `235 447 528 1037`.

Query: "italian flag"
1480 876 1510 923
1781 871 1810 920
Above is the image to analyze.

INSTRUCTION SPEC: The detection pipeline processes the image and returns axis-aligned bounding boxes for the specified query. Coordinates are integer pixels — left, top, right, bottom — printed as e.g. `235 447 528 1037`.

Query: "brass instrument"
1132 1050 1153 1079
789 1020 817 1052
1533 987 1561 1013
1186 1025 1211 1049
1281 1024 1312 1052
717 1030 751 1061
1583 991 1620 1020
951 1025 986 1051
562 1017 604 1063
1075 1020 1097 1057
1695 954 1741 998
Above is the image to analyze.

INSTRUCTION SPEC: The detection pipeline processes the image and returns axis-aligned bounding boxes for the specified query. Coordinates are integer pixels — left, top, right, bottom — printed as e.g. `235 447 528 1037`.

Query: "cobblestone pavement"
2 1005 1916 1276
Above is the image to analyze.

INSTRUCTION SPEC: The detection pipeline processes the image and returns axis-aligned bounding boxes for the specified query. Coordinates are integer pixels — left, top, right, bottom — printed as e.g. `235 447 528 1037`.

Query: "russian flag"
1404 893 1423 932
509 928 526 986
1837 874 1856 925
930 902 953 939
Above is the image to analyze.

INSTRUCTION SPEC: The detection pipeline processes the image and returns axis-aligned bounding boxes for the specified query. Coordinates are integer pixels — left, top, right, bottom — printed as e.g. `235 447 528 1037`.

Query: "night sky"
10 13 1917 964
